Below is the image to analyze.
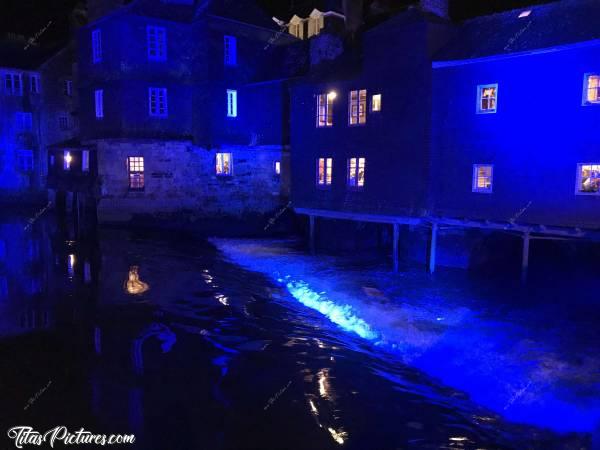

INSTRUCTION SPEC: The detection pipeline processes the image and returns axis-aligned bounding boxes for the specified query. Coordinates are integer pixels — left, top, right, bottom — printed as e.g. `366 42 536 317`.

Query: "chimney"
87 0 125 22
419 0 449 19
342 0 364 33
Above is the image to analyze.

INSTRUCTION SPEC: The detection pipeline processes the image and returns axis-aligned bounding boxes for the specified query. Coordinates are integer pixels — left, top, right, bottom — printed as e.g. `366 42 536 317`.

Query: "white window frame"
95 89 104 119
472 164 494 193
18 149 34 172
582 73 600 106
371 94 382 112
316 157 333 188
59 116 70 131
16 112 33 131
477 84 498 114
30 74 40 94
575 163 600 195
82 150 90 172
128 156 145 191
149 87 168 117
224 35 237 66
92 29 102 63
147 26 167 61
216 152 233 176
348 89 367 125
316 93 334 128
5 72 23 96
64 79 73 96
226 89 238 117
347 157 366 189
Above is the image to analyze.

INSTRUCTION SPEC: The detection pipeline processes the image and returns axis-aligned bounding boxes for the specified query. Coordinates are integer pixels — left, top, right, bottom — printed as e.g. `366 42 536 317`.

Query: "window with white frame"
226 89 237 117
18 150 34 172
477 84 498 113
30 74 40 94
128 157 145 190
95 90 104 119
317 157 332 187
64 80 73 96
371 94 382 112
216 153 232 176
316 92 335 127
82 150 90 172
472 164 493 193
5 73 22 95
59 117 70 131
149 87 168 117
583 74 600 105
147 26 167 61
0 277 7 300
16 112 33 131
576 163 600 194
347 157 365 188
63 151 72 170
224 35 237 66
349 89 367 125
92 29 102 63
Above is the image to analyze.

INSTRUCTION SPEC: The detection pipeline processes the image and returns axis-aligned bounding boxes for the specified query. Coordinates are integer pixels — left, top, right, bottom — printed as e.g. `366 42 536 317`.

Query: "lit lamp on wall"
64 151 72 170
327 91 337 100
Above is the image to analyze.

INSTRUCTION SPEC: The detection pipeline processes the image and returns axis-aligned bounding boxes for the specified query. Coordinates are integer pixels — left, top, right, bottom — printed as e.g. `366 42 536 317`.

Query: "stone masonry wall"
94 139 283 223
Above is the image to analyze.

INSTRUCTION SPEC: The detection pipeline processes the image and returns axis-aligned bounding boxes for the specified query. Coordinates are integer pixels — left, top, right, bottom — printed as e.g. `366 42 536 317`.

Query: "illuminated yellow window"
472 164 493 193
216 153 232 176
577 163 600 194
477 84 498 113
349 89 367 125
347 157 365 188
317 157 332 187
371 94 382 112
127 156 144 190
317 92 335 127
584 74 600 104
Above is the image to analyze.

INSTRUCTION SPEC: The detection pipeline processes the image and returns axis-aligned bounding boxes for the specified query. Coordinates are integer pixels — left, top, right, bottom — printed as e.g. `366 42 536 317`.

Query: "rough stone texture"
94 139 283 222
419 0 448 18
310 33 344 67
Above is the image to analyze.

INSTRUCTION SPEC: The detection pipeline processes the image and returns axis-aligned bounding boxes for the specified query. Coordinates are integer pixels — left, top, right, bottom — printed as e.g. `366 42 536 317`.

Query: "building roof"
0 37 61 71
126 0 277 29
434 0 600 62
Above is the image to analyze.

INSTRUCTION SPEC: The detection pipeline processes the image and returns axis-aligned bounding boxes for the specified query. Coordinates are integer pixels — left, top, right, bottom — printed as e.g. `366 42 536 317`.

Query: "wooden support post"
309 215 315 255
521 231 530 284
429 222 438 274
393 223 399 272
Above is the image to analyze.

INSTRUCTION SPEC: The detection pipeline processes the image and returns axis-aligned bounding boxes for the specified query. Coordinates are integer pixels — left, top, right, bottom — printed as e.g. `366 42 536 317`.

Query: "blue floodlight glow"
284 278 380 341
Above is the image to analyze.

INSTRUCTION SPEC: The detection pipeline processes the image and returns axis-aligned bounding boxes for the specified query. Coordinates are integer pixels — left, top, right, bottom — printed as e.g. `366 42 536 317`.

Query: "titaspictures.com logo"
7 426 135 448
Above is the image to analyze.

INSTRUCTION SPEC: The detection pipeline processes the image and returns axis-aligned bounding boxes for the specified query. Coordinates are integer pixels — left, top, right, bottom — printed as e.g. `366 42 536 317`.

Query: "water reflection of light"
317 369 331 399
215 294 229 306
67 254 76 277
125 266 150 295
449 436 468 442
327 427 347 445
309 399 319 415
285 279 380 341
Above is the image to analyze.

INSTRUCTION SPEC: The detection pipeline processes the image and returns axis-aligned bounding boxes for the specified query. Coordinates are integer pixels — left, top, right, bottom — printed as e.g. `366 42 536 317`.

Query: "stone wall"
94 139 283 223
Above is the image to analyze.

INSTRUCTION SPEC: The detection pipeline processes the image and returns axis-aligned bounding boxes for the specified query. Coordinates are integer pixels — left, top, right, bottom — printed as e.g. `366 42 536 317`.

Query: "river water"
0 212 596 449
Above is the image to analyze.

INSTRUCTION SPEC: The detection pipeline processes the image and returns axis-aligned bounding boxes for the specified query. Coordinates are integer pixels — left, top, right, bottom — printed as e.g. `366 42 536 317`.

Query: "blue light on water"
284 279 381 341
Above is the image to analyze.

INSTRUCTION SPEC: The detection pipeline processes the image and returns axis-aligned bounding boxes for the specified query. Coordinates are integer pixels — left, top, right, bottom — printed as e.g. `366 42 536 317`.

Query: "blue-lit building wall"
432 43 600 228
74 1 300 222
0 70 44 195
290 12 450 216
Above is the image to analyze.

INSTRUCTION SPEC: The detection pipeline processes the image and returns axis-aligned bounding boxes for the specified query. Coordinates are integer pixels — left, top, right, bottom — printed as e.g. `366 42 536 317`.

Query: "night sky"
0 0 555 46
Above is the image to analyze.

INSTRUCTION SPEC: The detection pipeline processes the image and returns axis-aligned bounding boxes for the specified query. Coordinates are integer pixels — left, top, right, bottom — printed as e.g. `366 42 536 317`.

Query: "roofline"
204 13 289 38
0 66 41 73
433 38 600 69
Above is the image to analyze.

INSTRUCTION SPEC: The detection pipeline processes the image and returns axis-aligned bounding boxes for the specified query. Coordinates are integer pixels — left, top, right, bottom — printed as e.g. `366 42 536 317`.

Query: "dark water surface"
0 213 594 449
